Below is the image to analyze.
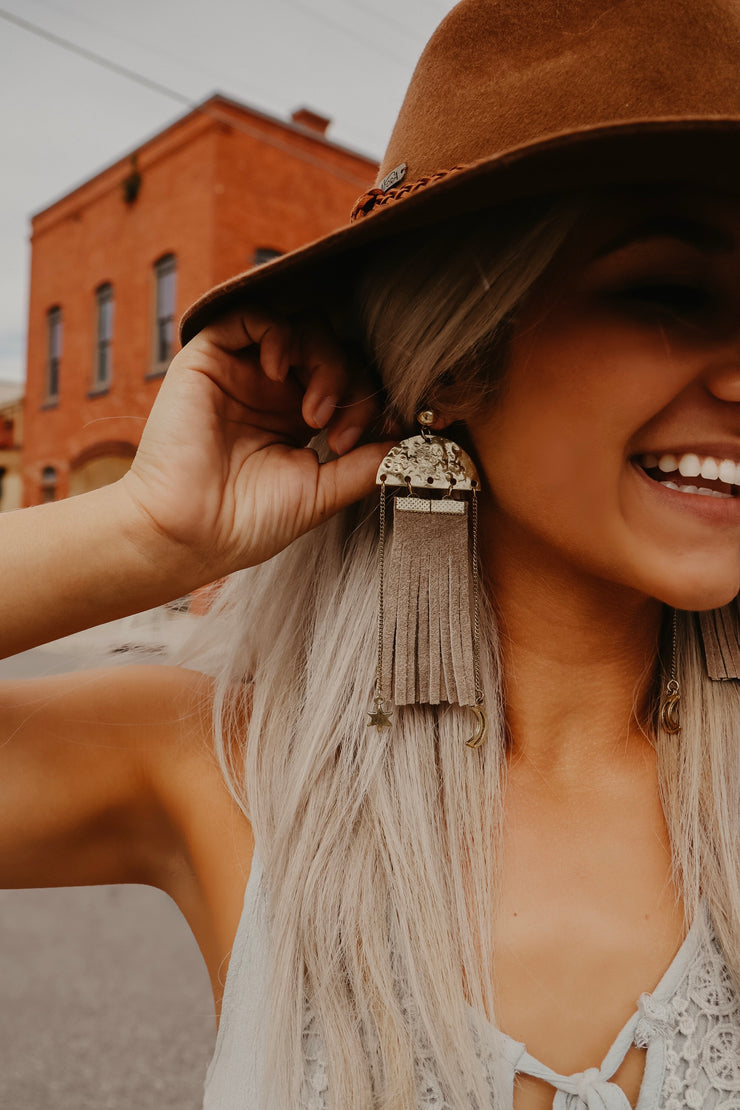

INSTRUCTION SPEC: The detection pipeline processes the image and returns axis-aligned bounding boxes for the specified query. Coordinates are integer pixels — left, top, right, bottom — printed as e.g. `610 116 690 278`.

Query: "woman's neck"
484 521 664 769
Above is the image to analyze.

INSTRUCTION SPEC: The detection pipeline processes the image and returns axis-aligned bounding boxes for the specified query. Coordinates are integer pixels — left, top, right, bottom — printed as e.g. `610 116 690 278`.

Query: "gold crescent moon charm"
465 704 488 749
660 693 681 735
660 680 681 735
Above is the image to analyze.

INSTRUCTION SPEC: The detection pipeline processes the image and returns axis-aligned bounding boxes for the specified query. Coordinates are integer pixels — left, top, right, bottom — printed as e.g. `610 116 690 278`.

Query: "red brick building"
23 95 377 506
0 381 24 512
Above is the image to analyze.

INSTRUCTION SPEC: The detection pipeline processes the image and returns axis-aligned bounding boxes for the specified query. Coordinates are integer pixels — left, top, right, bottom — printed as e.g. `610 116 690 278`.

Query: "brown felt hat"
180 0 740 344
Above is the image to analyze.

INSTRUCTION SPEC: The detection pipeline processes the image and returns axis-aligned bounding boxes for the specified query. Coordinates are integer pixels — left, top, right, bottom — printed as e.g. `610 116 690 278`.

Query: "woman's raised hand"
120 308 393 585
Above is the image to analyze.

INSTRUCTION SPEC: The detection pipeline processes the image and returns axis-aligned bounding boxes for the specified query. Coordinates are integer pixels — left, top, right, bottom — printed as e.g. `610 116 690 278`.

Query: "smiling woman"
2 2 740 1110
471 192 740 615
171 185 740 1110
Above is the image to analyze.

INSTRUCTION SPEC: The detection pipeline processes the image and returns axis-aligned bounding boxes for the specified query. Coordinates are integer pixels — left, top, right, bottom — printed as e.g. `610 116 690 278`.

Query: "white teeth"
660 481 732 499
700 489 733 499
719 459 736 484
678 454 701 478
642 451 740 490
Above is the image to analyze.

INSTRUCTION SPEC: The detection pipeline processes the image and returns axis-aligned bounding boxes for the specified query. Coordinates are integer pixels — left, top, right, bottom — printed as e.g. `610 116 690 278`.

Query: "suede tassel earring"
698 598 740 680
368 410 487 749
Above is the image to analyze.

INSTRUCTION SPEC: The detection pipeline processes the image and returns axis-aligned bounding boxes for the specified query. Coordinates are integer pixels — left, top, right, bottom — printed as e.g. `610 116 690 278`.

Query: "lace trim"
298 925 740 1109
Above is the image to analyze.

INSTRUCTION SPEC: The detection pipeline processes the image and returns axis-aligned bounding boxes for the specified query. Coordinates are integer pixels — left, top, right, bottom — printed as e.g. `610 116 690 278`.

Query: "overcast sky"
0 0 457 384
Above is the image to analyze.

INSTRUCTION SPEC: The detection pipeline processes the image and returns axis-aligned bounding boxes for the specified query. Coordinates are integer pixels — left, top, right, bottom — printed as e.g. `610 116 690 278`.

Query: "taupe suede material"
382 503 476 707
698 603 740 680
180 0 740 343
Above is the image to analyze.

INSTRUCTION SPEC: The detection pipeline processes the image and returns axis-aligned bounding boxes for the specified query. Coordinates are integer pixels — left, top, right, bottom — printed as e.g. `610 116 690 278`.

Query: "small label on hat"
379 163 408 192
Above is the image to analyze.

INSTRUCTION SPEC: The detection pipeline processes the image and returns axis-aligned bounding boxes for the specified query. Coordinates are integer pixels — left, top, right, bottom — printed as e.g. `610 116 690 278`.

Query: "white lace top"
203 854 740 1109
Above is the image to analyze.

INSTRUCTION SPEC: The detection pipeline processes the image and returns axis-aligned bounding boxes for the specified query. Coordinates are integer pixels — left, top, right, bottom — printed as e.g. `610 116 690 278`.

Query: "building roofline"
31 92 379 220
0 380 25 407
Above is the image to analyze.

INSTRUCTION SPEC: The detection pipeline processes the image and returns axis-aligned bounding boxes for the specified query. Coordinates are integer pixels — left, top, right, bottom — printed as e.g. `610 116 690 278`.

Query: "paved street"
0 609 217 1110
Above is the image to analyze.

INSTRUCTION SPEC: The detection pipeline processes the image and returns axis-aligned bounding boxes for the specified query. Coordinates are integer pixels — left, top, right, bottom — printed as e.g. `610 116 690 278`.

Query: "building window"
95 283 114 388
153 254 177 369
253 247 282 266
41 465 57 504
46 307 62 400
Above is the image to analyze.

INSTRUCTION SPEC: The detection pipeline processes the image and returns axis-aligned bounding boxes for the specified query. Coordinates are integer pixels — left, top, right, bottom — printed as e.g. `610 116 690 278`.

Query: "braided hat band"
350 164 470 223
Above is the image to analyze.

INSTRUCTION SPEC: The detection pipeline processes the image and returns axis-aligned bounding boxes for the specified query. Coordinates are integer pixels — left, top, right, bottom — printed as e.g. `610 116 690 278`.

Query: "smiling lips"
636 452 740 499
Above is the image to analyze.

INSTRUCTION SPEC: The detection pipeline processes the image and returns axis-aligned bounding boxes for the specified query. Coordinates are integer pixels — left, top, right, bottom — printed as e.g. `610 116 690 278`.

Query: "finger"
195 306 294 382
325 386 384 455
292 319 352 430
311 440 396 524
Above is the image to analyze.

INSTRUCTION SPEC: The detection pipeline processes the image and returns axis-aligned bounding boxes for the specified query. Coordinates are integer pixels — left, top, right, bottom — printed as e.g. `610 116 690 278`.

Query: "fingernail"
334 425 362 454
313 395 338 428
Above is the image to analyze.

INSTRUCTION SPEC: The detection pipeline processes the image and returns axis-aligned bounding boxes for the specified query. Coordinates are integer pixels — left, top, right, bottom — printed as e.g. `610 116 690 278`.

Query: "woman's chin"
647 576 740 614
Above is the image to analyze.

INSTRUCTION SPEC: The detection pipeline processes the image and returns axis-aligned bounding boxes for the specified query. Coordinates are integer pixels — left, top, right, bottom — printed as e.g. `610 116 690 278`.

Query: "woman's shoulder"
128 663 255 1005
135 663 253 886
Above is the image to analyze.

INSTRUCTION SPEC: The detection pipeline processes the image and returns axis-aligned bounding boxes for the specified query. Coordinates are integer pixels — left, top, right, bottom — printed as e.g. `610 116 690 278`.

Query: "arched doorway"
68 441 136 497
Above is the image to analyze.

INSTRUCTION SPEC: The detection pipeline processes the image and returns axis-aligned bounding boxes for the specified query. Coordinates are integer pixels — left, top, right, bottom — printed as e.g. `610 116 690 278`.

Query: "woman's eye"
618 282 711 314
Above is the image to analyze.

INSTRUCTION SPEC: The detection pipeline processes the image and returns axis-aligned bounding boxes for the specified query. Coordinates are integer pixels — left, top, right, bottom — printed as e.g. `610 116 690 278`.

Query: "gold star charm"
368 704 393 730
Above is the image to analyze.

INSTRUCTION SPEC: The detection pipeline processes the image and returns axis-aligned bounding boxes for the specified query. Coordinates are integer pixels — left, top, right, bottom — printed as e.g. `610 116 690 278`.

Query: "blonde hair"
175 200 740 1109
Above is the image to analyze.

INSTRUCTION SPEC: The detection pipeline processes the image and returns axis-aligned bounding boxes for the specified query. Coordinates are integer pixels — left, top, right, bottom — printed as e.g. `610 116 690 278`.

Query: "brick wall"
23 96 377 508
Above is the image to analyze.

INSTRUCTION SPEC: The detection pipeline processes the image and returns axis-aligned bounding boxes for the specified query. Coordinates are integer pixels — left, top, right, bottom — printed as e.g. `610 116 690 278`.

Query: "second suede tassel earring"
368 410 487 748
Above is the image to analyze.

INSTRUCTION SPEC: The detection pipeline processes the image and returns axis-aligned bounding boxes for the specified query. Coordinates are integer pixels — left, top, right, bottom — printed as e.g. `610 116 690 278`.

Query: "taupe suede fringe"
698 600 740 680
381 499 476 706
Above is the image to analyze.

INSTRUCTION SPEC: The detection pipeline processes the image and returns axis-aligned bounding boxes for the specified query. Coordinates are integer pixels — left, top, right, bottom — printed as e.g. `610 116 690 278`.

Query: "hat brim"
180 118 740 345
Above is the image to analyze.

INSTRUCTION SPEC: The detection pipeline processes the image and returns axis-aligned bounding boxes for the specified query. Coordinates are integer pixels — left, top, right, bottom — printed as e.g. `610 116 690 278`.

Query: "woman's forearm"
0 480 203 659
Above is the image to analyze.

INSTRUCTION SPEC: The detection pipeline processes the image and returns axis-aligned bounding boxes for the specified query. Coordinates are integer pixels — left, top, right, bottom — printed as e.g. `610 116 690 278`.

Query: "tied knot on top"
551 1067 633 1110
576 1067 604 1100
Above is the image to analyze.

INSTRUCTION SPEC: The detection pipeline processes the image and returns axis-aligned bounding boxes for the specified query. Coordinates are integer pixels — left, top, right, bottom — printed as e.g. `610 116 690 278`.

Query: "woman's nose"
705 353 740 404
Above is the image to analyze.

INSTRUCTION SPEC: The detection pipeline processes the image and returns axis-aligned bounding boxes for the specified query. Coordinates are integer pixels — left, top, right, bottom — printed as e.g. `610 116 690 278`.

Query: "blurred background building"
0 380 24 512
20 93 377 507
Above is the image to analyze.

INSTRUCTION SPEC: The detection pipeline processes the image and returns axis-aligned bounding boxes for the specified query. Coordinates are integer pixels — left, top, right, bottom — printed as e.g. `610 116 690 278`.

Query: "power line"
0 8 192 106
336 0 446 44
0 6 378 187
30 0 298 129
283 0 413 69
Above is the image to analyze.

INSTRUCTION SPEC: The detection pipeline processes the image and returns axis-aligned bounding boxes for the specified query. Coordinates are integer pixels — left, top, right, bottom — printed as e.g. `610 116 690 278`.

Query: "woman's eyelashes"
596 276 730 336
617 280 712 315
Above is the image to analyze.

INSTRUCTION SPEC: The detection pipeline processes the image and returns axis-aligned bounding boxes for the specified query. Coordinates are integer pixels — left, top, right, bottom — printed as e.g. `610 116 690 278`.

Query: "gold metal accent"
379 163 407 193
661 679 681 734
417 409 436 427
660 609 681 735
465 703 488 749
376 434 480 492
368 702 393 730
471 489 482 718
372 478 388 723
395 497 465 514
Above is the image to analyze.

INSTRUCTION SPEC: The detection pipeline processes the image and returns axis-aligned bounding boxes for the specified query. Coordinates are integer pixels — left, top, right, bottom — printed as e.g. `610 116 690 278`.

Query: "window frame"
40 465 57 504
253 247 283 267
92 283 114 393
45 306 62 404
151 254 177 376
